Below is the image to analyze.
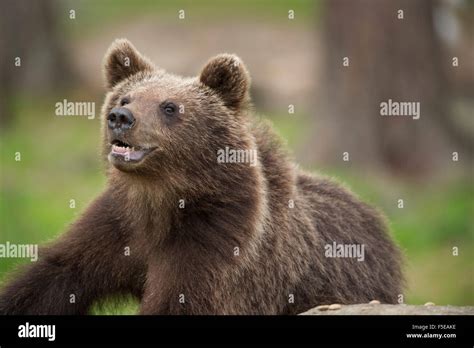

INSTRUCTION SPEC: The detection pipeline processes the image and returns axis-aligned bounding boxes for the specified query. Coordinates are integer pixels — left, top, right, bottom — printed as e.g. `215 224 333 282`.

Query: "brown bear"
0 39 403 315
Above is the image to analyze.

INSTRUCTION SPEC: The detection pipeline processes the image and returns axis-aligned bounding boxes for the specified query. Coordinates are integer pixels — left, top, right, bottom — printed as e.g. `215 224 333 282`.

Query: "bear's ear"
103 39 154 89
199 54 250 109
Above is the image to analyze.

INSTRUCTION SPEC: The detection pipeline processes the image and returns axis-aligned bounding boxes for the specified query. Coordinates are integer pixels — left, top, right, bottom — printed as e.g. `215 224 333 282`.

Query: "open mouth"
109 139 154 162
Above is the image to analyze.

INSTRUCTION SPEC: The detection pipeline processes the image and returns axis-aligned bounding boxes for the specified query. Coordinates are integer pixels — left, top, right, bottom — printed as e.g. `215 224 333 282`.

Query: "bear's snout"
107 107 136 134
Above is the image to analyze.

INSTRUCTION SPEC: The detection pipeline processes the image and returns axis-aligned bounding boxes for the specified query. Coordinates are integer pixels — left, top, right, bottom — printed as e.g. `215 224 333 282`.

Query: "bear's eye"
120 97 130 106
161 102 177 117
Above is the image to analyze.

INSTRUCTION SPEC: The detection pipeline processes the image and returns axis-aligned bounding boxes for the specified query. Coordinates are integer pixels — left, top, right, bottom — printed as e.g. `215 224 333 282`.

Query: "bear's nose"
107 107 135 132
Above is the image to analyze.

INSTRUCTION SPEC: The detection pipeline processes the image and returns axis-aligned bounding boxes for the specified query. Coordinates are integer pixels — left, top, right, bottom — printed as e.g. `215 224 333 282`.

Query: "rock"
316 305 330 311
369 300 381 305
300 304 474 315
328 304 342 310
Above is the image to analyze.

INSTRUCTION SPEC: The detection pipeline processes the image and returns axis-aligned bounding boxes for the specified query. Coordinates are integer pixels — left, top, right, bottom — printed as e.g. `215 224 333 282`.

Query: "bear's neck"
106 161 269 250
103 117 299 254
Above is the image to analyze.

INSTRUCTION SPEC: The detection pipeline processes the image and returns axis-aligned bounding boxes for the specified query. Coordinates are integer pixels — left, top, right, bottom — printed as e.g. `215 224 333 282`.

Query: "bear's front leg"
0 254 90 315
139 247 231 315
0 192 146 315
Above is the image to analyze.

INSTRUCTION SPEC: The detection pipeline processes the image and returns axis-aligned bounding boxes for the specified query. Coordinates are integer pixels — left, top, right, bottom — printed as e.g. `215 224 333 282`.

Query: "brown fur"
0 39 403 315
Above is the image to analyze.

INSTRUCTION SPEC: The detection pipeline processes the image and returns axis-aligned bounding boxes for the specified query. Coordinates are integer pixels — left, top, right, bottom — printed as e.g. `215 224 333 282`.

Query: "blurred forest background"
0 0 472 313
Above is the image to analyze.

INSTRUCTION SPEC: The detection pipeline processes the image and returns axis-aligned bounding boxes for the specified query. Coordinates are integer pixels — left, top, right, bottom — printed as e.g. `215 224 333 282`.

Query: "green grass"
0 95 104 277
1 95 472 314
90 295 140 315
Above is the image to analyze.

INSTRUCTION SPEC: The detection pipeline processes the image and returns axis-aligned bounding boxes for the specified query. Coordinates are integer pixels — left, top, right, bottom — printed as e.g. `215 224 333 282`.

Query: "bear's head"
101 39 256 191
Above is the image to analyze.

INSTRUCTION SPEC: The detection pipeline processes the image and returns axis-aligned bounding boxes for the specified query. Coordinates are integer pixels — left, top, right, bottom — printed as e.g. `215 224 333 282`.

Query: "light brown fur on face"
0 39 404 315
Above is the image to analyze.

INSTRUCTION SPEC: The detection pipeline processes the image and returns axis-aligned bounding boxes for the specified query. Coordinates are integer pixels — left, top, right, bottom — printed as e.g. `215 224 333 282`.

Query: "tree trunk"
309 0 471 177
0 0 76 129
